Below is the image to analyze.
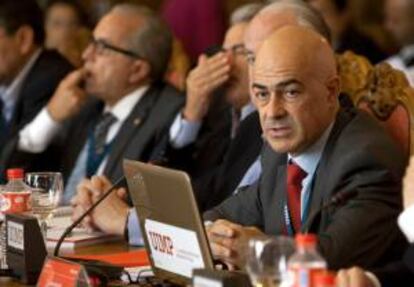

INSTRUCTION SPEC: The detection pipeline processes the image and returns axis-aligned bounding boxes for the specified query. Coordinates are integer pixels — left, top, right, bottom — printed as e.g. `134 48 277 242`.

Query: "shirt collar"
0 48 42 105
288 121 334 176
240 101 256 121
104 85 149 122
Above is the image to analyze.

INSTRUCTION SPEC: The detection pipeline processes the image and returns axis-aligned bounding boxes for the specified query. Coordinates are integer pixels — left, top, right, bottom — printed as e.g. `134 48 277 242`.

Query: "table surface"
0 240 132 286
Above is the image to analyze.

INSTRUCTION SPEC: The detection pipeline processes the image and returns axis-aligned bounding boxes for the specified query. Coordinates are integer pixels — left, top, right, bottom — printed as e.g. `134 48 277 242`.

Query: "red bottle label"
0 191 31 213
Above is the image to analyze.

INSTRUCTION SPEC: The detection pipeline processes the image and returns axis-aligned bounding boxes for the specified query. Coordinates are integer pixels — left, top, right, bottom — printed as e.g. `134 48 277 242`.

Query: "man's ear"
15 26 35 55
326 76 341 104
129 59 152 84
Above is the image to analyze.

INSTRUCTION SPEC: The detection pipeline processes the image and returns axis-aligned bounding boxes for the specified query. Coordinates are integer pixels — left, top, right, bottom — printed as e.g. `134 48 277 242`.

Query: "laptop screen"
123 160 214 285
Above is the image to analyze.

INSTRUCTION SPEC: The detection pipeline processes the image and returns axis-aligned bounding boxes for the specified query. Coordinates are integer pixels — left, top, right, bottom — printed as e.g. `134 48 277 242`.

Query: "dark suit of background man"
204 26 406 270
7 4 183 204
0 0 73 182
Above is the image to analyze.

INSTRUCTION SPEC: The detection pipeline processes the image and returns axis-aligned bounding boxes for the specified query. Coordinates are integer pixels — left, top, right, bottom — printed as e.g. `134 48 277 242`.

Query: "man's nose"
267 94 287 119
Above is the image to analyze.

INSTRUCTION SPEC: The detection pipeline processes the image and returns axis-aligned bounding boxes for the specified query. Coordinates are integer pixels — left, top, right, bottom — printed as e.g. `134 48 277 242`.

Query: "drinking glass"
25 172 63 239
245 236 295 287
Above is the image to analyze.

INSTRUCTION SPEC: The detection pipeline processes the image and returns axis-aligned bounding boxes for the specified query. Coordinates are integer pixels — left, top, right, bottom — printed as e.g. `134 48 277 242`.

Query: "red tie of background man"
286 161 307 233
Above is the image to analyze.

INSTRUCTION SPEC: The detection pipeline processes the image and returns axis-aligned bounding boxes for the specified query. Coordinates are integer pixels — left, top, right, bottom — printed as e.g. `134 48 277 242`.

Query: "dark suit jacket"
374 244 414 287
162 91 232 178
61 83 184 183
0 49 73 182
162 101 263 211
205 108 406 269
194 111 263 211
7 83 184 184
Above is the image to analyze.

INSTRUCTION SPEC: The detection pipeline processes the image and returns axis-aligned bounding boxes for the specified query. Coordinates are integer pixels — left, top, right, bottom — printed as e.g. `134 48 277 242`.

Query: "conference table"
0 240 134 286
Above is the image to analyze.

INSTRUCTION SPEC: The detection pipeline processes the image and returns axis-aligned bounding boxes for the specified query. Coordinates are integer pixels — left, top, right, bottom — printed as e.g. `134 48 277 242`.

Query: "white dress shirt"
398 204 414 244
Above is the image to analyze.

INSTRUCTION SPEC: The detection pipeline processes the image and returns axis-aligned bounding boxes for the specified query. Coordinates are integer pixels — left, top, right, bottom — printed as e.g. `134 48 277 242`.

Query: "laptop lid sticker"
145 219 205 278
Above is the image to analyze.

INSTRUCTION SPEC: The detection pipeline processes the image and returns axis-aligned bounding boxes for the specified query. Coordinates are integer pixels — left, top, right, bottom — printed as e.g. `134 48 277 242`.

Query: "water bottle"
0 168 32 269
287 234 327 287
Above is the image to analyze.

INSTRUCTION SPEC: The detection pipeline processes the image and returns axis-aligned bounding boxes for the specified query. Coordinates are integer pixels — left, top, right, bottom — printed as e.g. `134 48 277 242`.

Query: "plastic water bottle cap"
295 233 317 247
6 168 24 180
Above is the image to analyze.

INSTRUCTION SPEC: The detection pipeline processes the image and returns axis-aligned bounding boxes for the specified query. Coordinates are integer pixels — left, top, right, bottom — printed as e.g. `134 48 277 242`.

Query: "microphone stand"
53 176 126 257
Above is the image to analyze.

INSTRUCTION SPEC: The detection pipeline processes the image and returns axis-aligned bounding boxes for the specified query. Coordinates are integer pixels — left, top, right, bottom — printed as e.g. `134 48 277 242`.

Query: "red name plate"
37 257 93 287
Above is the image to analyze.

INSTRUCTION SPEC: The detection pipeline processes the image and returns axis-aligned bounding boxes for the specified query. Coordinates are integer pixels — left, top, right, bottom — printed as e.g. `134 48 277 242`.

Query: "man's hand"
206 219 264 268
47 68 88 122
403 156 414 209
183 52 231 121
336 267 376 287
71 176 129 235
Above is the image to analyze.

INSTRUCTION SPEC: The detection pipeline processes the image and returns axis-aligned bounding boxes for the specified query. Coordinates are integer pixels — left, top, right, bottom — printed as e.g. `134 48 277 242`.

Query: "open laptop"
123 159 215 286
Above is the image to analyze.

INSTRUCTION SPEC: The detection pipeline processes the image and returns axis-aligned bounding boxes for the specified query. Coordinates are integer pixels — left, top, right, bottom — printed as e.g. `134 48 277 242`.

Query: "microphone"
53 176 126 257
302 189 359 234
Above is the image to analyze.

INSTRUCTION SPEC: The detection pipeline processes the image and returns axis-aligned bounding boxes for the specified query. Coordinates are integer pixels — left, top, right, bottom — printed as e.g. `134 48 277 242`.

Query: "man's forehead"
224 23 247 47
94 12 141 44
252 69 305 88
244 10 298 53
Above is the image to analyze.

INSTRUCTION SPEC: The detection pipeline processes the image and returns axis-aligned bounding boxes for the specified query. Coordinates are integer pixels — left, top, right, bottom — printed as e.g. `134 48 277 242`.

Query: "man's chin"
267 139 298 155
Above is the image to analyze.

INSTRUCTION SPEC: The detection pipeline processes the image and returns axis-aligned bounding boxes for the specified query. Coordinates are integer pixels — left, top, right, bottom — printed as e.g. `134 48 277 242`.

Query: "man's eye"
253 90 269 101
284 89 300 99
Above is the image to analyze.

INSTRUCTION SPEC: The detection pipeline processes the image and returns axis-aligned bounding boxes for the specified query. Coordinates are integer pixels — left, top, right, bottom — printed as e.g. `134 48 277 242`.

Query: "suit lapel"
302 108 354 232
261 147 287 234
103 87 159 176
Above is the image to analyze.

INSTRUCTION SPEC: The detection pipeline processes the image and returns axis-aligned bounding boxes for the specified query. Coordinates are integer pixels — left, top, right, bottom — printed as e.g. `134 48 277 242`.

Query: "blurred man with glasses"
10 4 184 211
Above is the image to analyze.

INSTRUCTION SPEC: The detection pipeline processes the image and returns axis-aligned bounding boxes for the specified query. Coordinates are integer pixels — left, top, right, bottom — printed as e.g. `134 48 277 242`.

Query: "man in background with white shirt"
9 3 183 205
0 0 73 182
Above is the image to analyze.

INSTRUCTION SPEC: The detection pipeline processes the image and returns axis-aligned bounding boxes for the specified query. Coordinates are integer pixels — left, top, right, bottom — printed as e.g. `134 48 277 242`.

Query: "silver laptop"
123 159 214 286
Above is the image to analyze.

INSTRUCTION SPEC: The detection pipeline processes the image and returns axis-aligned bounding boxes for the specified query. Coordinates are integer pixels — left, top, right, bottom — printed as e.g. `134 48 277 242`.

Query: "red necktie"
286 161 307 233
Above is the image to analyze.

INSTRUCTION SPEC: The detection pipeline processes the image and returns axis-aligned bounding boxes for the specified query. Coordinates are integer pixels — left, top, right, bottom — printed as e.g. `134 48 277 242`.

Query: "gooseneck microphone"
302 189 359 234
53 176 126 257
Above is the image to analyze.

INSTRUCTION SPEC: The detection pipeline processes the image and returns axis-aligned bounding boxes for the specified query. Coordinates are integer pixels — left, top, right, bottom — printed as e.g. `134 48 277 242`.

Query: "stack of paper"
47 215 123 249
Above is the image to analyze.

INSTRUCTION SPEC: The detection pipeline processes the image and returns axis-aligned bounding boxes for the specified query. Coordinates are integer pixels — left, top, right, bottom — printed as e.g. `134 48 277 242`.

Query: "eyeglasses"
88 37 142 59
222 44 249 57
246 50 255 65
222 44 256 65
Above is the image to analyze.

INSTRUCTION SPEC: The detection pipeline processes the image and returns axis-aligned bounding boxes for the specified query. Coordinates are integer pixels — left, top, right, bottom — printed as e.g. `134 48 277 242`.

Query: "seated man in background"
70 0 333 245
44 0 90 67
336 157 414 287
204 26 406 270
165 2 264 211
8 3 183 204
0 0 73 182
